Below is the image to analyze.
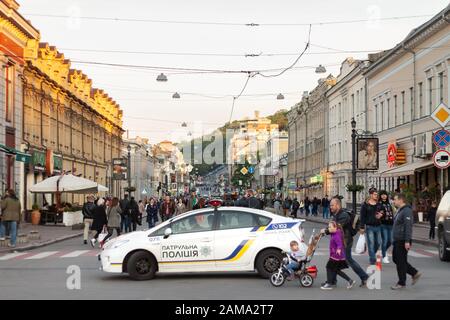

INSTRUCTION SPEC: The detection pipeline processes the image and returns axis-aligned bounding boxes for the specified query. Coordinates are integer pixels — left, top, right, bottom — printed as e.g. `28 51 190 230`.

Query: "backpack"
344 209 360 237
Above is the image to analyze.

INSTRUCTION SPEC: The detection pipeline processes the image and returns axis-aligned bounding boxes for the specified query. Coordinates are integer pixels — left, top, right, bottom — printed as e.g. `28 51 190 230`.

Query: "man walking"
82 195 96 245
119 194 130 233
247 190 262 209
321 197 369 287
160 196 176 222
322 195 330 219
360 188 382 265
391 193 421 290
291 198 300 218
0 189 21 248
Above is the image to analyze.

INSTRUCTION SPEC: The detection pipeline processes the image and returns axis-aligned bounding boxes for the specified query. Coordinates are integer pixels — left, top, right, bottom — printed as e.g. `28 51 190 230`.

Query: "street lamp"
127 144 132 196
156 73 168 82
315 64 327 74
351 117 357 215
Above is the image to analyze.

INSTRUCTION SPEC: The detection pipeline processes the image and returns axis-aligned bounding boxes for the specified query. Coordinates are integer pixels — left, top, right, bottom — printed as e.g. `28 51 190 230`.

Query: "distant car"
99 201 305 280
437 191 450 261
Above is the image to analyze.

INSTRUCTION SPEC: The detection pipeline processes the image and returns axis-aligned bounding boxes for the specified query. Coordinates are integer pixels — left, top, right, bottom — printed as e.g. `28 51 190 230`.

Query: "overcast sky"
18 0 449 144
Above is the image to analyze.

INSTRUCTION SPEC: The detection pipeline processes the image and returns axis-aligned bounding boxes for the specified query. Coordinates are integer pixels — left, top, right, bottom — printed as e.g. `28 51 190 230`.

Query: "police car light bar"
209 199 223 208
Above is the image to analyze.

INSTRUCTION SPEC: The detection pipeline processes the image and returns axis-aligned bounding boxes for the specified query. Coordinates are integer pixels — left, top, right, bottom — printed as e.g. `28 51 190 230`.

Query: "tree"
231 159 254 189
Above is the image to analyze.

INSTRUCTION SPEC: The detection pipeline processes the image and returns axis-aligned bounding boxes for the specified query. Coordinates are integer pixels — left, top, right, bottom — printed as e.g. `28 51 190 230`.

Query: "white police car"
99 200 305 280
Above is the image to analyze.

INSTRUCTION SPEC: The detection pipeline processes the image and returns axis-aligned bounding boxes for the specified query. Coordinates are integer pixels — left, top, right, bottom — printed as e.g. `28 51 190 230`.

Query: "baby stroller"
269 231 323 287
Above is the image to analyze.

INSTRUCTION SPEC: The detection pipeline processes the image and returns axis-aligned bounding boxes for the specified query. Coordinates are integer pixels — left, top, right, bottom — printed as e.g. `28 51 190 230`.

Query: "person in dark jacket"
322 196 330 219
291 198 300 218
126 197 140 231
428 200 437 240
235 195 249 207
282 197 292 217
160 196 176 221
146 198 159 229
119 194 130 233
82 195 96 245
378 190 394 263
391 193 421 290
90 198 107 247
247 190 262 209
312 197 319 216
304 197 311 216
321 197 369 288
360 188 382 265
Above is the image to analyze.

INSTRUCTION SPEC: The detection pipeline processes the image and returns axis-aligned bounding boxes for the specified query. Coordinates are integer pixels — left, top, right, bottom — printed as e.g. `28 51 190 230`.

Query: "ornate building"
23 41 124 208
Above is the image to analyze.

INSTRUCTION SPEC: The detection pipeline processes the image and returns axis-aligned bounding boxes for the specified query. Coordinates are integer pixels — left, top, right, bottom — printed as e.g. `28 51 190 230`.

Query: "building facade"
0 0 39 210
23 41 124 208
366 6 450 196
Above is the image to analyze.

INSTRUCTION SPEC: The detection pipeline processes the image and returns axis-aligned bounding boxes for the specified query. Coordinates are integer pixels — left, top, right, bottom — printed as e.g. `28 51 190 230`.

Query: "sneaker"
412 272 422 286
391 284 405 290
360 280 367 288
321 282 336 287
7 244 15 248
83 240 87 245
90 238 96 248
320 283 334 290
382 256 390 264
347 280 356 289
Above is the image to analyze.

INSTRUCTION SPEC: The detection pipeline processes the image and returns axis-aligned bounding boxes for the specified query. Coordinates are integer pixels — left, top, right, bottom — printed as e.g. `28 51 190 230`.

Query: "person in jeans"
428 201 437 240
146 198 159 229
391 193 421 290
321 197 369 288
82 195 96 245
360 188 382 265
322 195 330 219
0 189 21 248
378 190 394 263
104 197 121 243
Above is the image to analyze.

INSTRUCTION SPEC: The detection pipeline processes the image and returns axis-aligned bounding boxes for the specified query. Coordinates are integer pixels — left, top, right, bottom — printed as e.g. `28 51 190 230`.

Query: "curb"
0 232 83 254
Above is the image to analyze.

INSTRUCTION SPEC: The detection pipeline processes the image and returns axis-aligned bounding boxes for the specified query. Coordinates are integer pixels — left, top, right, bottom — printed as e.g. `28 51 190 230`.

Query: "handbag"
98 225 109 244
355 234 366 254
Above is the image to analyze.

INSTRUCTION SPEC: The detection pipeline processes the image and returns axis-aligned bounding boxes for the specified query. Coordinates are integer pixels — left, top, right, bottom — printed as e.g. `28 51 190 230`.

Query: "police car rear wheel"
128 251 157 280
256 249 282 278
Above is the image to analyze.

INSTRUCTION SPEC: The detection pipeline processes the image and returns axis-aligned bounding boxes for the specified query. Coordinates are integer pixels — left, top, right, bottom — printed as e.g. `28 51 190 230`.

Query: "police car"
99 200 305 280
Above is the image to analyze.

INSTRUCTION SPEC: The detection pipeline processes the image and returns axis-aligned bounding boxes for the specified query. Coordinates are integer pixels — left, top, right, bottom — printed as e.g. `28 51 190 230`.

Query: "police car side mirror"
163 228 172 239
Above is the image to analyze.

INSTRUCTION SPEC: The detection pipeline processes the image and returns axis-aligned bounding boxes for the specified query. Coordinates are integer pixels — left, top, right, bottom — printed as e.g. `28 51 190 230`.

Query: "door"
158 210 217 272
214 210 271 271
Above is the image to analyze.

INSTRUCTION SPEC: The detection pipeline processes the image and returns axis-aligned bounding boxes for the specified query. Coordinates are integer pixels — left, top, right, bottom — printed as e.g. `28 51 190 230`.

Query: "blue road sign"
248 166 255 174
433 129 450 149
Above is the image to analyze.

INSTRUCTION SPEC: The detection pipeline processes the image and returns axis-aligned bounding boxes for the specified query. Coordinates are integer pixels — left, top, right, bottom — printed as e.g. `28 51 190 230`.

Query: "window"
387 98 391 128
380 101 385 130
394 95 398 126
4 65 14 123
351 94 355 118
401 91 405 123
170 211 215 234
409 87 414 122
219 211 271 230
418 82 423 118
439 72 444 103
374 104 378 132
428 77 433 112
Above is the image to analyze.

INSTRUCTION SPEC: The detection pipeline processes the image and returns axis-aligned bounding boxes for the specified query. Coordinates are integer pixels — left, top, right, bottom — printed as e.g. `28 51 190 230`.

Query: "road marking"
60 250 91 258
408 251 431 258
0 252 29 261
425 249 438 255
25 251 59 260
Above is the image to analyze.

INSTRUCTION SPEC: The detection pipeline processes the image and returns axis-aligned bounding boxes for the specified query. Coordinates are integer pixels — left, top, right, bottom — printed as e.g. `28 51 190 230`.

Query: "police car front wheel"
256 249 283 279
127 251 157 281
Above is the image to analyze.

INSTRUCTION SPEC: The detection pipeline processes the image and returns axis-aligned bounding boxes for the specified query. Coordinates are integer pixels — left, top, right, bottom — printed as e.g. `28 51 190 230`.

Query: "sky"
18 0 450 144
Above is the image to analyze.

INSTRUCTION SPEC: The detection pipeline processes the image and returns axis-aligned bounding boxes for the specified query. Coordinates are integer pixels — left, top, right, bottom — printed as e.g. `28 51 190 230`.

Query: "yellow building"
23 41 124 208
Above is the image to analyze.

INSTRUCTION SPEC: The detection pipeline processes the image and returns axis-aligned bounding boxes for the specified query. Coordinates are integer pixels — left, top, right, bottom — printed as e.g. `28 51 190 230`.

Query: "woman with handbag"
104 197 122 243
90 198 107 248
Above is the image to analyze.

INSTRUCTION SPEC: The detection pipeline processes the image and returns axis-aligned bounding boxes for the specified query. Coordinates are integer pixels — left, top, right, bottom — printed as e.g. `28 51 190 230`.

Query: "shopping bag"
98 226 108 244
355 234 366 254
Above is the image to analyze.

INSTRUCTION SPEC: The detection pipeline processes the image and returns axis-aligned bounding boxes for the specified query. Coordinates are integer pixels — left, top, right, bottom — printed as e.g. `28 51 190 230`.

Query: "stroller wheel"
300 274 314 287
270 271 286 287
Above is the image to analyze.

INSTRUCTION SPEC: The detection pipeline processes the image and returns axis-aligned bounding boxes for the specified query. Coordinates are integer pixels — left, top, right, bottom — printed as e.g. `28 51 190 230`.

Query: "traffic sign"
433 149 450 169
433 129 450 149
431 102 450 127
248 166 255 174
240 167 248 175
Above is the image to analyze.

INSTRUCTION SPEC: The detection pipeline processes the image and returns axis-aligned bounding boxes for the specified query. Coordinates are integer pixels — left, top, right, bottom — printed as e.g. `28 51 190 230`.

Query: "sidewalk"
0 223 83 254
265 207 438 247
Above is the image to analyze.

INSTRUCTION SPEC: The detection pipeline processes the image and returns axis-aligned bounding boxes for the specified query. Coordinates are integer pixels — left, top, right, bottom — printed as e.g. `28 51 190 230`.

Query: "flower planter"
63 210 83 226
31 210 41 225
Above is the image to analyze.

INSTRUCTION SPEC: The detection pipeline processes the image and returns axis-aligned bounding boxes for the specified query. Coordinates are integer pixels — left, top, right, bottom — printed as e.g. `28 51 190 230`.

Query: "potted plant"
345 184 365 193
31 204 41 225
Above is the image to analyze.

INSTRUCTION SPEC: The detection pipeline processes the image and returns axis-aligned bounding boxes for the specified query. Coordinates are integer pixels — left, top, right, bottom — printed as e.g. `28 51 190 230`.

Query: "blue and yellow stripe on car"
158 239 255 265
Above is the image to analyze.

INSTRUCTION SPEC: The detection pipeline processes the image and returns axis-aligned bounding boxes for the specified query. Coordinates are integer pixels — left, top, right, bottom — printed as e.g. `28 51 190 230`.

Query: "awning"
380 160 434 178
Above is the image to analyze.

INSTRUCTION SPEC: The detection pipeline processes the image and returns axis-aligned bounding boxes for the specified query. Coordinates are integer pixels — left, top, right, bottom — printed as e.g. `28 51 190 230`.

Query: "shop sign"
53 155 63 174
112 158 127 180
310 175 323 184
32 151 46 171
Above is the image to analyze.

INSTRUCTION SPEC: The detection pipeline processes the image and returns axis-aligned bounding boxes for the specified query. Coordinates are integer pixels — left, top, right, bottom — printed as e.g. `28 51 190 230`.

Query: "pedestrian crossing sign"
431 102 450 127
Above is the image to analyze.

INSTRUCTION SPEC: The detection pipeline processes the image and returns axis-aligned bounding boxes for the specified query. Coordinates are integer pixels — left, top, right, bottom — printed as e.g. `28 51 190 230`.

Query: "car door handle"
201 238 212 242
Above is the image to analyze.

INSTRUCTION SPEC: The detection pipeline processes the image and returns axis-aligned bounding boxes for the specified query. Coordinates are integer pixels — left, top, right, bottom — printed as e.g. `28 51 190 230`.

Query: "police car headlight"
111 240 130 249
